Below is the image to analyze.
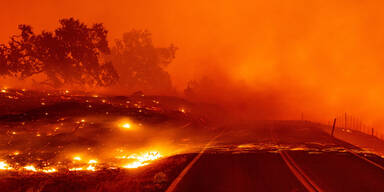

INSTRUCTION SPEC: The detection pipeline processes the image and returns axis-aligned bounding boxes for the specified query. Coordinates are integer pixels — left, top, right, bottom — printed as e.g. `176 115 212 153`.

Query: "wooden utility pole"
331 118 336 136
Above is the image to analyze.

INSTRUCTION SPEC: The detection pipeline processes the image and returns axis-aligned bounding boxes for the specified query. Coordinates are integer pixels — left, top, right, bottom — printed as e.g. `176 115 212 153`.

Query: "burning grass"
0 87 220 191
0 154 195 192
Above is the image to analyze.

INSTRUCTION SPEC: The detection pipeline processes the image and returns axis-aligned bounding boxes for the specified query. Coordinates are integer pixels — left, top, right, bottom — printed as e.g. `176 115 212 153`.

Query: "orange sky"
1 0 384 130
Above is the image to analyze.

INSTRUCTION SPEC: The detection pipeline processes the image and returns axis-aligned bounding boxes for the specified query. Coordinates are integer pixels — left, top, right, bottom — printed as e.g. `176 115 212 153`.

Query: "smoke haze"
1 0 384 129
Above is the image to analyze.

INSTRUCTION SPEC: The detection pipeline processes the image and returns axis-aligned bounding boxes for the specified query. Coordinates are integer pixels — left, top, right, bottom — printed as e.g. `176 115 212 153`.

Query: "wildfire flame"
122 123 131 129
122 151 162 169
0 150 161 173
42 168 57 173
123 161 148 169
0 88 167 174
24 165 37 172
0 161 12 170
86 165 95 171
88 160 97 164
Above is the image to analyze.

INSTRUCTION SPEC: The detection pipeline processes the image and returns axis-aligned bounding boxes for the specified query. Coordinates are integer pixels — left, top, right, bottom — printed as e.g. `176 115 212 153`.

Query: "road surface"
167 121 384 192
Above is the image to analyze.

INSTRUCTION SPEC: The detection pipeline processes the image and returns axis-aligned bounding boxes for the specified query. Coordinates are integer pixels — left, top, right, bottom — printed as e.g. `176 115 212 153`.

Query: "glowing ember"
86 165 96 171
0 150 163 172
0 161 12 170
0 88 176 176
24 165 37 172
88 160 97 164
139 152 160 161
179 107 186 113
123 161 148 169
122 151 161 169
122 123 131 129
42 168 57 173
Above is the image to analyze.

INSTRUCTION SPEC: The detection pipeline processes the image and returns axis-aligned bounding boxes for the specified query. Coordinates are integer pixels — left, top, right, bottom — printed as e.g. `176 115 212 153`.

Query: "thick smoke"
1 0 384 130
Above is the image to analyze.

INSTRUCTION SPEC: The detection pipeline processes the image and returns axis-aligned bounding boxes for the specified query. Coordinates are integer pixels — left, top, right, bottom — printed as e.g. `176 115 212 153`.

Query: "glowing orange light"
123 161 148 169
88 160 97 164
42 168 57 173
0 161 12 170
122 151 161 169
24 165 37 172
86 165 95 171
122 123 131 129
73 156 81 161
69 167 83 171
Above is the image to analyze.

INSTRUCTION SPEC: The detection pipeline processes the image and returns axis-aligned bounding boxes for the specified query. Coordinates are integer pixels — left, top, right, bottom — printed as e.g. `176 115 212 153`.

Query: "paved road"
167 121 384 192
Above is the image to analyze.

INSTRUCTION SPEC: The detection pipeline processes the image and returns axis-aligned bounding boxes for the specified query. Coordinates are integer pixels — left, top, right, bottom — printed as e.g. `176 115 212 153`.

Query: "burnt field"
0 154 195 192
0 88 222 191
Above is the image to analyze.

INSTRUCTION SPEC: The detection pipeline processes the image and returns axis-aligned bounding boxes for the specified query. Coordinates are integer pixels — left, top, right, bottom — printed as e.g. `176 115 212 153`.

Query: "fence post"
331 118 336 136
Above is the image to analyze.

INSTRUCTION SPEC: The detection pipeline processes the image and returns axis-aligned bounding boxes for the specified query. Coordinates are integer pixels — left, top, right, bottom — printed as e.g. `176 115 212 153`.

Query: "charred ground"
0 88 224 191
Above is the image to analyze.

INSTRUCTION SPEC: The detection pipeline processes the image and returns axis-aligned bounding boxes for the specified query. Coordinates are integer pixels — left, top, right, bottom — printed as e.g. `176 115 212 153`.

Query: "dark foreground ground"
1 89 384 192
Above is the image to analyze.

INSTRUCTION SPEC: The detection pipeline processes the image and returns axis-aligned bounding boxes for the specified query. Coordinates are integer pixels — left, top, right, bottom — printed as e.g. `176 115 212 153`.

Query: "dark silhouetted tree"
0 18 118 87
109 30 177 93
0 44 9 76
